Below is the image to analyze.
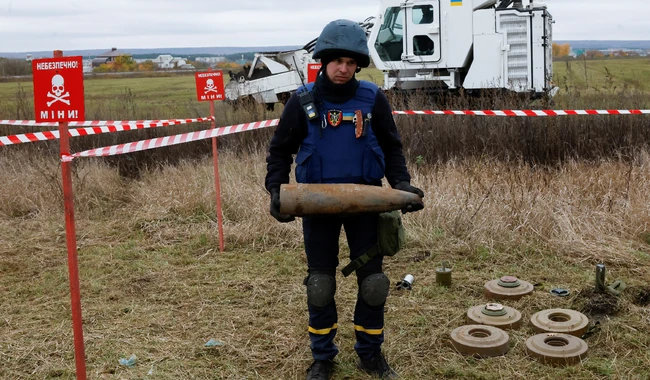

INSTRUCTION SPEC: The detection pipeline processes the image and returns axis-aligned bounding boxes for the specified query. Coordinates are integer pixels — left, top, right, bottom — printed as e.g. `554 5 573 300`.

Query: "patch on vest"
327 110 342 127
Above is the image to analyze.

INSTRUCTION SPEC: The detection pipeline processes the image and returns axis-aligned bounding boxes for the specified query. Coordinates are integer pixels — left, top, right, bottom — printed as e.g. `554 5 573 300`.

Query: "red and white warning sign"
195 70 225 102
307 63 322 83
32 56 85 122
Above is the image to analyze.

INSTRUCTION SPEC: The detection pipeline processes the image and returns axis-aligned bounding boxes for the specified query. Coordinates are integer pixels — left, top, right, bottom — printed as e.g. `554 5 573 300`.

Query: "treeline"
0 58 31 76
553 43 648 59
94 55 154 73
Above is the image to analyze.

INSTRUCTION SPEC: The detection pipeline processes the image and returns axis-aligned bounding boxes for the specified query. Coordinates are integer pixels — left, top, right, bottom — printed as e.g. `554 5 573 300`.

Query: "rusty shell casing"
279 183 423 216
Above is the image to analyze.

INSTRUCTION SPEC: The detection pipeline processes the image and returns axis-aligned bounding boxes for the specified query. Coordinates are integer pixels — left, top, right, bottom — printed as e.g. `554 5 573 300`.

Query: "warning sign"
195 71 225 102
32 56 85 122
307 63 322 83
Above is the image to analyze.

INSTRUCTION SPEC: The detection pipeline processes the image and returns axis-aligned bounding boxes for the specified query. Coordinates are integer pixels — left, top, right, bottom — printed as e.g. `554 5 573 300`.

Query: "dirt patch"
407 250 432 263
572 288 621 318
630 286 650 307
0 260 21 274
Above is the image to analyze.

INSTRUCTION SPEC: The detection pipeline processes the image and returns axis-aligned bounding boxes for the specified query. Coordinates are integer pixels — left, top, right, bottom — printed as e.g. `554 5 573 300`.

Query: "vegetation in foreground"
1 149 649 379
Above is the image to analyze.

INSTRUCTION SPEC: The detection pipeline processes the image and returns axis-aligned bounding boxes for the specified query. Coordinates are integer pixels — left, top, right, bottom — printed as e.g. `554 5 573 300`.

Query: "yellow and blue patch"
451 0 462 6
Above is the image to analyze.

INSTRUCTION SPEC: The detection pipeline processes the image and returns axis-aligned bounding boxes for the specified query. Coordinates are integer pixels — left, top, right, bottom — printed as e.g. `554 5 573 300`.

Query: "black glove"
394 181 425 214
269 188 295 223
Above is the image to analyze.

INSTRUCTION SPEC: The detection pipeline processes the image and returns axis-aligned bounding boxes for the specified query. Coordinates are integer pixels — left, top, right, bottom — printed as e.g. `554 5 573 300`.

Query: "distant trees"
552 43 571 58
94 54 138 73
584 50 604 58
189 60 210 70
137 60 156 71
215 61 243 70
0 58 32 76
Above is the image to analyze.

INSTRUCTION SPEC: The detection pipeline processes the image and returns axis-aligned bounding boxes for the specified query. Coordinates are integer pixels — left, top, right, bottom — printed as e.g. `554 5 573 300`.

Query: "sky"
0 0 648 53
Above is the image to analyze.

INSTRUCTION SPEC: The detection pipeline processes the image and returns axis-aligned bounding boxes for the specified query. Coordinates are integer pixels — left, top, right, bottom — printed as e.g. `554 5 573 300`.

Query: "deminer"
265 19 424 379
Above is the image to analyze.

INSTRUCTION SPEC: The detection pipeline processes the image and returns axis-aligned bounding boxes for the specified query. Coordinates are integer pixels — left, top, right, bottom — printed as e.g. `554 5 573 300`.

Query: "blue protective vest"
295 81 386 184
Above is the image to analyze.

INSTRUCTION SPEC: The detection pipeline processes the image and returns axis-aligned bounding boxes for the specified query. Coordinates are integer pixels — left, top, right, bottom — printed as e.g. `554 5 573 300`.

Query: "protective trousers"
303 213 386 362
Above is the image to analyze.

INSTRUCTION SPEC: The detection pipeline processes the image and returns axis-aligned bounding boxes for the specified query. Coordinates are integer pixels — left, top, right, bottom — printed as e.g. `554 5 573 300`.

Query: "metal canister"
436 261 452 287
396 274 414 290
595 264 606 293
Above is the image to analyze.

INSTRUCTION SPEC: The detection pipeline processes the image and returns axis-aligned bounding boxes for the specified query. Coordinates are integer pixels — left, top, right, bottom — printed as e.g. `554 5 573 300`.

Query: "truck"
224 0 555 108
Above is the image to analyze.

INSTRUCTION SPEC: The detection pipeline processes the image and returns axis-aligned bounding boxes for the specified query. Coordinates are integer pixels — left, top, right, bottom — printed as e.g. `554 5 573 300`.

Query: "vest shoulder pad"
359 80 379 92
297 82 315 94
356 80 379 104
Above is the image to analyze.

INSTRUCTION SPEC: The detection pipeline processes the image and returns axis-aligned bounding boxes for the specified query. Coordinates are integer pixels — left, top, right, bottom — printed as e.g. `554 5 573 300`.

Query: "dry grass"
1 147 650 379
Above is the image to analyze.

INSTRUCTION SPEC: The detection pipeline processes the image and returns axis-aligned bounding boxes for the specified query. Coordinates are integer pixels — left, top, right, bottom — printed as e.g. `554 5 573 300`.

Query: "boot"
358 351 398 379
306 359 334 380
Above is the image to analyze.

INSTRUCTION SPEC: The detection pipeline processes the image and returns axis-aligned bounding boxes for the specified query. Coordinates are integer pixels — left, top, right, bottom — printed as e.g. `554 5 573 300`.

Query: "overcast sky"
0 0 648 53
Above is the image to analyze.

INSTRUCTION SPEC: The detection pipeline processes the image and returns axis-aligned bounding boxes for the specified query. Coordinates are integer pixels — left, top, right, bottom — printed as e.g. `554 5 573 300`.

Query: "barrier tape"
63 119 279 160
4 108 649 152
392 109 650 116
0 120 57 127
0 118 212 127
3 109 650 128
0 117 213 147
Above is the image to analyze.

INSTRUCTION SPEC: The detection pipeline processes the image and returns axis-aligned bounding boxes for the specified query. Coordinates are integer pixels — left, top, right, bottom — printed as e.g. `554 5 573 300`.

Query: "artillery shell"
279 183 422 216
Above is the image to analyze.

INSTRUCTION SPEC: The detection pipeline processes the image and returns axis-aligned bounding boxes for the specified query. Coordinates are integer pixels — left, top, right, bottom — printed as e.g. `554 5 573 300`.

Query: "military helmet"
312 19 370 68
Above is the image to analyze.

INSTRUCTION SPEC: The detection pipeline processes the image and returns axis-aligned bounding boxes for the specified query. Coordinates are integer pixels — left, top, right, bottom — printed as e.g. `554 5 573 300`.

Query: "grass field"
1 57 649 105
1 58 650 379
1 58 649 122
553 57 650 94
1 151 649 379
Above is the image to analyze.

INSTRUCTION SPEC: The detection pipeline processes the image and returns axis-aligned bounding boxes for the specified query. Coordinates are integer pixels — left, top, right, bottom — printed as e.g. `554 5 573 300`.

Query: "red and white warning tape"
3 109 649 152
3 109 649 128
0 118 212 127
0 120 57 127
0 117 213 147
63 118 279 160
392 109 650 116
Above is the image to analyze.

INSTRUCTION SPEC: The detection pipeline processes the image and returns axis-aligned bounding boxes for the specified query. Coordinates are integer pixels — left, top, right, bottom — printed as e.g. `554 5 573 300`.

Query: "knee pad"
306 273 336 308
360 273 390 307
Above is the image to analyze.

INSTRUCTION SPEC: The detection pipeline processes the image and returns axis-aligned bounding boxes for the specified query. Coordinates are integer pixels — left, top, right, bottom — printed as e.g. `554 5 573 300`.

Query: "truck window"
413 5 434 24
374 7 404 62
413 35 435 56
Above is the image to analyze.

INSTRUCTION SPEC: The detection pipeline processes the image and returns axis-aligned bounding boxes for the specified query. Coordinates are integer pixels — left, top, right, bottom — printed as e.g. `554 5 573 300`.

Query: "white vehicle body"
225 50 319 104
226 0 554 106
373 0 553 94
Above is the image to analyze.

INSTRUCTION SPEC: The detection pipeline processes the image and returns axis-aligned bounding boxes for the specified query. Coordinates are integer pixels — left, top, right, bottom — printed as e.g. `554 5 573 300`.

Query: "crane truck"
225 0 555 107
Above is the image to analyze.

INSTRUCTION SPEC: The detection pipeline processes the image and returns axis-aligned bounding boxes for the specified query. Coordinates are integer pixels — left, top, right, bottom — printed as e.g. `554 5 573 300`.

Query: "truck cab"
368 0 554 96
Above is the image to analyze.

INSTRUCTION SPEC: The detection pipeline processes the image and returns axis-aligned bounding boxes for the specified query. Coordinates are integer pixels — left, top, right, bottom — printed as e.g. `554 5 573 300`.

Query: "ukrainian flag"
451 0 462 6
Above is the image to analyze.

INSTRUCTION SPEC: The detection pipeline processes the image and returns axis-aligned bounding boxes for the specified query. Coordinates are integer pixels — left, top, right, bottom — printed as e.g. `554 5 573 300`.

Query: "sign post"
33 51 87 380
195 69 226 252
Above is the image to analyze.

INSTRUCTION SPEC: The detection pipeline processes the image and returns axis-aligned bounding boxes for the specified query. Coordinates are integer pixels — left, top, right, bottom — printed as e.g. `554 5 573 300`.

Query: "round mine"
484 276 534 300
449 324 510 357
526 332 589 366
466 303 523 330
530 308 590 337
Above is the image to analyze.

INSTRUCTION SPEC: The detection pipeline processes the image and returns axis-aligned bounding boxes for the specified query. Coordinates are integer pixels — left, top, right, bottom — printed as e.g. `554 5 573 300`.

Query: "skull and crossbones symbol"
204 79 219 94
47 74 70 106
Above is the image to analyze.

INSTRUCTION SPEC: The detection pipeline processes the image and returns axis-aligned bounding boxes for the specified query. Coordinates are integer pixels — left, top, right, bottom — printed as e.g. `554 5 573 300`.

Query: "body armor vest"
295 80 385 184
